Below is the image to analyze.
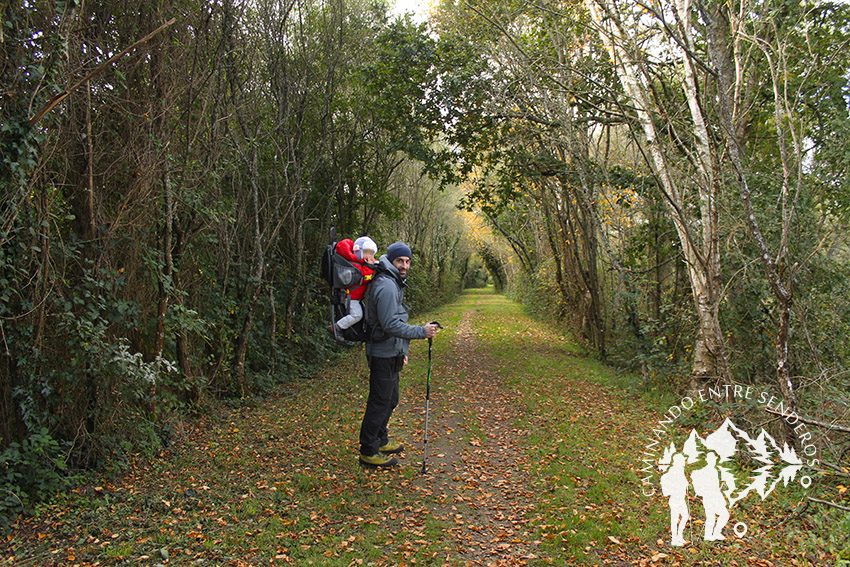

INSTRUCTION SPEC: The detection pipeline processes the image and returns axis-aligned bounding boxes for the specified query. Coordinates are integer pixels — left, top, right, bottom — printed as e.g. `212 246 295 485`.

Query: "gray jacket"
366 255 427 358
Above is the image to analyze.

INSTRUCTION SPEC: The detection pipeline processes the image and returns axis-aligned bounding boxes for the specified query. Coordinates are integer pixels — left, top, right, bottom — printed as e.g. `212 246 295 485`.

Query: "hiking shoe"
379 441 404 454
359 453 399 468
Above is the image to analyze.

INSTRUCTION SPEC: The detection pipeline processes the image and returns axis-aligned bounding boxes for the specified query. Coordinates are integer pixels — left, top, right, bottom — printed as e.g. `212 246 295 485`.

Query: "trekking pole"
421 321 443 475
328 227 337 328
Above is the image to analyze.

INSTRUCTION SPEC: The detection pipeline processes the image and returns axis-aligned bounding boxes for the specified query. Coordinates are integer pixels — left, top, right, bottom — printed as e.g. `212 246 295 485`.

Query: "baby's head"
353 236 378 264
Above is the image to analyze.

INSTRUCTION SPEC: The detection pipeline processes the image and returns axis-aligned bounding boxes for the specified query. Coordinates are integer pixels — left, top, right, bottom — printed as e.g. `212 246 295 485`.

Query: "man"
660 452 690 546
359 241 439 468
690 451 730 541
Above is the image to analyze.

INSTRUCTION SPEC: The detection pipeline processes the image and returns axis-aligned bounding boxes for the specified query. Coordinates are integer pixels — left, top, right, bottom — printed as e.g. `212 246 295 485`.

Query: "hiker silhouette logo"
657 419 807 545
639 385 817 547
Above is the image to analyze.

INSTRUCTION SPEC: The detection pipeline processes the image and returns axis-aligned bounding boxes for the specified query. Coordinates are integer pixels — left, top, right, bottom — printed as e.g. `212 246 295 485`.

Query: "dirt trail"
403 301 548 565
5 289 833 567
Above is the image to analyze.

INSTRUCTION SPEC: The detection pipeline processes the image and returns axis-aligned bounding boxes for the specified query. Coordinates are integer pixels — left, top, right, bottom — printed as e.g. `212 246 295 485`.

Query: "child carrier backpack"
321 227 383 344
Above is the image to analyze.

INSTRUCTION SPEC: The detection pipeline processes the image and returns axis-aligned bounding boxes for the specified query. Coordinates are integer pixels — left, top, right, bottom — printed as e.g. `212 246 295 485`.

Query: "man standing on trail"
359 241 439 468
660 452 690 546
690 451 730 541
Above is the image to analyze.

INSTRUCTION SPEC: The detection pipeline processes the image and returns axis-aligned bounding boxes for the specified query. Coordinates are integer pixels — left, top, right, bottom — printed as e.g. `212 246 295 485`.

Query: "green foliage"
477 243 506 292
0 0 468 489
360 18 440 161
504 268 555 321
0 428 70 528
431 0 850 426
1 0 847 537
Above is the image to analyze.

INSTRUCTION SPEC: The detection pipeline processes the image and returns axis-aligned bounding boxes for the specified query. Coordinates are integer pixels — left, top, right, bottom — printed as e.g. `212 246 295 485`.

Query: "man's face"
392 256 411 278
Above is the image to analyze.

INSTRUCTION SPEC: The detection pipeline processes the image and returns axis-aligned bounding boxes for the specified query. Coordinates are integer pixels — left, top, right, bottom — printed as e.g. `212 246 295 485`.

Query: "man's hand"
425 323 440 339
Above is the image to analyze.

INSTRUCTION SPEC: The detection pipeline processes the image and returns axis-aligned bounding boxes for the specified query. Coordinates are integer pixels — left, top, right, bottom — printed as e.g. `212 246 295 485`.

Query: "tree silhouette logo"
639 385 817 547
657 418 808 546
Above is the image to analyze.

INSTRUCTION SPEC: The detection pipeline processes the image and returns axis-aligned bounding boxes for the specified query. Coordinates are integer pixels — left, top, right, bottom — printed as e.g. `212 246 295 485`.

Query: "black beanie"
386 241 412 262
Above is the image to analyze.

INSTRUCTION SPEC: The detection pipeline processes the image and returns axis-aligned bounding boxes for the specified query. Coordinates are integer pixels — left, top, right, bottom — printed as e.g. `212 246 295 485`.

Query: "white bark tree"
586 0 732 394
586 0 848 442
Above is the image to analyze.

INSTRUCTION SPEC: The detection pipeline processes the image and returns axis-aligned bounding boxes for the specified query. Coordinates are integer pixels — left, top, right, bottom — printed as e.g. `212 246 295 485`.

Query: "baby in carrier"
329 236 377 342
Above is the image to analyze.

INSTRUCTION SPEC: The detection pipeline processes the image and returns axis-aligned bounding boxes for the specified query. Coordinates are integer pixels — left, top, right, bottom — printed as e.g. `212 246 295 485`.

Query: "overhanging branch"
28 17 178 126
764 407 850 434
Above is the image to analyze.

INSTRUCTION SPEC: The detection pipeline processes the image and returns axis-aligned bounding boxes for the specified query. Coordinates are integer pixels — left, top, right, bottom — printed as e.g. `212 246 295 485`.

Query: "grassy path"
3 288 838 566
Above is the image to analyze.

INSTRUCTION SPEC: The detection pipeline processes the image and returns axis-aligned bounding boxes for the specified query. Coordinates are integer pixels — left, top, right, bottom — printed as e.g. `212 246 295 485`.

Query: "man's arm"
374 281 427 340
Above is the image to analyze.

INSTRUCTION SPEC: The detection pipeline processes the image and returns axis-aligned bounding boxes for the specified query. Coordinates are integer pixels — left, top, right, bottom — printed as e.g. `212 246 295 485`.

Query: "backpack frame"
321 228 383 344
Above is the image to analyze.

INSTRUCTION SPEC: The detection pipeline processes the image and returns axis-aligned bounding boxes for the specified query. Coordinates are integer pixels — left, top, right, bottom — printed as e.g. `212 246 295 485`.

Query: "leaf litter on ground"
1 288 843 566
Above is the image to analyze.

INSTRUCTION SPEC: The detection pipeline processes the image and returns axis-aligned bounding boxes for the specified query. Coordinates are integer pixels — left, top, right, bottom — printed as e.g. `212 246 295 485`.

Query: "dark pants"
359 355 403 455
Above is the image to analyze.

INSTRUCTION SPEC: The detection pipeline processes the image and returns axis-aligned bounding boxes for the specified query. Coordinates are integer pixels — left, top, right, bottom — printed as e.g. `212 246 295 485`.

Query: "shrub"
0 428 70 528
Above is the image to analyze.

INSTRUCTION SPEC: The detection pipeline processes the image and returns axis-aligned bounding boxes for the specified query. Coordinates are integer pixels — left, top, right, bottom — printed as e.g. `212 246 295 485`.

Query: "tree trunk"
704 1 799 442
172 226 193 399
539 187 571 313
269 283 277 373
233 172 265 395
85 80 96 242
587 0 731 392
153 167 173 416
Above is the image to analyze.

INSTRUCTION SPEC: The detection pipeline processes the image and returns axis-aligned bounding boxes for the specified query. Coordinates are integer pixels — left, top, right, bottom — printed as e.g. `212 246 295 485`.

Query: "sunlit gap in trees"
391 0 432 23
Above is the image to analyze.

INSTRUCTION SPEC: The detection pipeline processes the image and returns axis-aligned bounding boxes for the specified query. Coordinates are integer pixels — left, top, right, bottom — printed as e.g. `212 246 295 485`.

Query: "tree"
0 0 463 512
586 0 733 393
586 0 850 437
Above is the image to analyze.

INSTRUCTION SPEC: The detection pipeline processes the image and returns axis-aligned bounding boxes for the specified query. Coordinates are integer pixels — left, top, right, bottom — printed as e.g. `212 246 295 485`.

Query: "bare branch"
634 0 717 78
28 17 179 126
807 497 850 512
764 407 850 434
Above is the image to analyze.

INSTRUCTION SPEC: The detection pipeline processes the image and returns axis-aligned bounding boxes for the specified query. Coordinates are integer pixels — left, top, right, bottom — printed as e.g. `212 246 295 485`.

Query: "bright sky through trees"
391 0 430 22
